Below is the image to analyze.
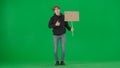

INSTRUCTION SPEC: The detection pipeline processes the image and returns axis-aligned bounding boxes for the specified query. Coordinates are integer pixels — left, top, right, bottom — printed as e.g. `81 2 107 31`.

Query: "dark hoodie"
48 13 71 35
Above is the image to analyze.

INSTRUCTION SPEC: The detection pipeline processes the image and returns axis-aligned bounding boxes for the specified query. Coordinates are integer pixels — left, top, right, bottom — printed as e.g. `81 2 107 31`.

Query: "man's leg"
53 35 59 65
60 34 66 65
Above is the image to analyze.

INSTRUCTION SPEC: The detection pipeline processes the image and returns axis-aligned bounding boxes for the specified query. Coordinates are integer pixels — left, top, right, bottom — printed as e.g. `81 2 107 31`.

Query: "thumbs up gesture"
55 21 60 26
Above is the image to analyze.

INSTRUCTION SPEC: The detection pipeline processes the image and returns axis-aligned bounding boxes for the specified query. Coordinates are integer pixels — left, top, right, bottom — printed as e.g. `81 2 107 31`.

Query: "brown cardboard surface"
64 11 79 21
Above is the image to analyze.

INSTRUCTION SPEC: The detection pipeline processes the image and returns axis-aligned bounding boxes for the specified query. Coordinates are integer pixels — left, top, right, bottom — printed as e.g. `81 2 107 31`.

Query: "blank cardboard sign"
64 11 79 21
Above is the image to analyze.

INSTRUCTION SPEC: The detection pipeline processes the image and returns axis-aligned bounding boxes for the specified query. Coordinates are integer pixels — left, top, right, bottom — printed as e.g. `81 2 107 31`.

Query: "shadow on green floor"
0 61 120 68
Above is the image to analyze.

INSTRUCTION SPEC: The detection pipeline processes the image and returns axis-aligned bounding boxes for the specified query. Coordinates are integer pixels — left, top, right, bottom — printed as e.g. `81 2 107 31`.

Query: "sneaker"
55 61 59 66
60 61 65 65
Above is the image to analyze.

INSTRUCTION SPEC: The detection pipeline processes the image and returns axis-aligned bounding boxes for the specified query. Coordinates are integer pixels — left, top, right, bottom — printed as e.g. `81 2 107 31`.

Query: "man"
48 6 74 65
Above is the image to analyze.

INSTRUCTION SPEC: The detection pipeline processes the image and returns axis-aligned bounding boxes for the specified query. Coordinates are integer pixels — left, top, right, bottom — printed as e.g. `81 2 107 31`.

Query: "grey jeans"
53 33 66 61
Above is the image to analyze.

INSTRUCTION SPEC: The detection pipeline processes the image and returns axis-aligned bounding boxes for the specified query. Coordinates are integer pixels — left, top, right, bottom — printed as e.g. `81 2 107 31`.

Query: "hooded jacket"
48 13 71 35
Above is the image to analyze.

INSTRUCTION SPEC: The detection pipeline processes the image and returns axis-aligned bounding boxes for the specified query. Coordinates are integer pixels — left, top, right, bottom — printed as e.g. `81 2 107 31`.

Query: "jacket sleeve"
48 17 56 28
64 21 71 31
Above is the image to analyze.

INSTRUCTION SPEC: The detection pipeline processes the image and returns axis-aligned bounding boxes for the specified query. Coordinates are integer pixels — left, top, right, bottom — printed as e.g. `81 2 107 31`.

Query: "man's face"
54 7 60 15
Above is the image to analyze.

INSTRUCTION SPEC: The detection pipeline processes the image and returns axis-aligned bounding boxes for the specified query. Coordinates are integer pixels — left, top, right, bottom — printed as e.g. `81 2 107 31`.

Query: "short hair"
52 6 60 11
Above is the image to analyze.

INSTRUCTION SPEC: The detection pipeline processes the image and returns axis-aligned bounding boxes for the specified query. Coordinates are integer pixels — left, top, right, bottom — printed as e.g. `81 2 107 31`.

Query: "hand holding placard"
64 11 80 36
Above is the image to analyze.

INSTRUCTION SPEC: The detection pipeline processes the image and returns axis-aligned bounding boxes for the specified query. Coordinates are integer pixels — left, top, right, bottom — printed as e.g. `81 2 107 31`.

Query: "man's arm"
48 17 56 28
64 21 71 31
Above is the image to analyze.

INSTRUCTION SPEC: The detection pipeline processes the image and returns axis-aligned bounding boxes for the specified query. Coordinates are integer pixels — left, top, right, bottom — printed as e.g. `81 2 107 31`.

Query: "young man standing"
48 6 74 65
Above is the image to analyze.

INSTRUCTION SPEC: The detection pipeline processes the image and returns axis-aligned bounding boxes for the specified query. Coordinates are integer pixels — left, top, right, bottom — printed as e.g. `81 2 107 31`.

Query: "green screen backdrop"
0 0 120 63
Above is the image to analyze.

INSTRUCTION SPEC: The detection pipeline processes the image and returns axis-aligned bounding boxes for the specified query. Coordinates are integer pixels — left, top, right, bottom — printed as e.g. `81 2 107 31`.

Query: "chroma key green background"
0 0 120 63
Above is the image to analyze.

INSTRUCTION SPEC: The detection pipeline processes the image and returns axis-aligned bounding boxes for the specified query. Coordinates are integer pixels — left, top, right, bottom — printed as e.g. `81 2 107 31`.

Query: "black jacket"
48 13 71 35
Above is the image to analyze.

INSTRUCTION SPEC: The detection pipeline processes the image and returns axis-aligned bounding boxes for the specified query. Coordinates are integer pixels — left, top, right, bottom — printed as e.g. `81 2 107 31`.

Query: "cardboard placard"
64 11 79 21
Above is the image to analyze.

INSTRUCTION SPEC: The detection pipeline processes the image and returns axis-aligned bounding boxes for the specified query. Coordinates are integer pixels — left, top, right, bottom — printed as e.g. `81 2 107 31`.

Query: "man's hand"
55 21 60 26
71 27 74 32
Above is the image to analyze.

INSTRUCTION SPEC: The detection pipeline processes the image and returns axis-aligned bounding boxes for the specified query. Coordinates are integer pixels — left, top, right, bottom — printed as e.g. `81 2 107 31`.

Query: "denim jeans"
53 33 66 61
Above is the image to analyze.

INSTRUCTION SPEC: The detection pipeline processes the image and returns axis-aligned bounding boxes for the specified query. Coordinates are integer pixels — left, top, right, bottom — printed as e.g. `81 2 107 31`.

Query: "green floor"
0 61 120 68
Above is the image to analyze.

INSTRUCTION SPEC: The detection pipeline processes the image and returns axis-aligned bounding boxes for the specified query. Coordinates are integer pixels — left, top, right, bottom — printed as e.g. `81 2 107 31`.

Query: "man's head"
52 6 60 16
